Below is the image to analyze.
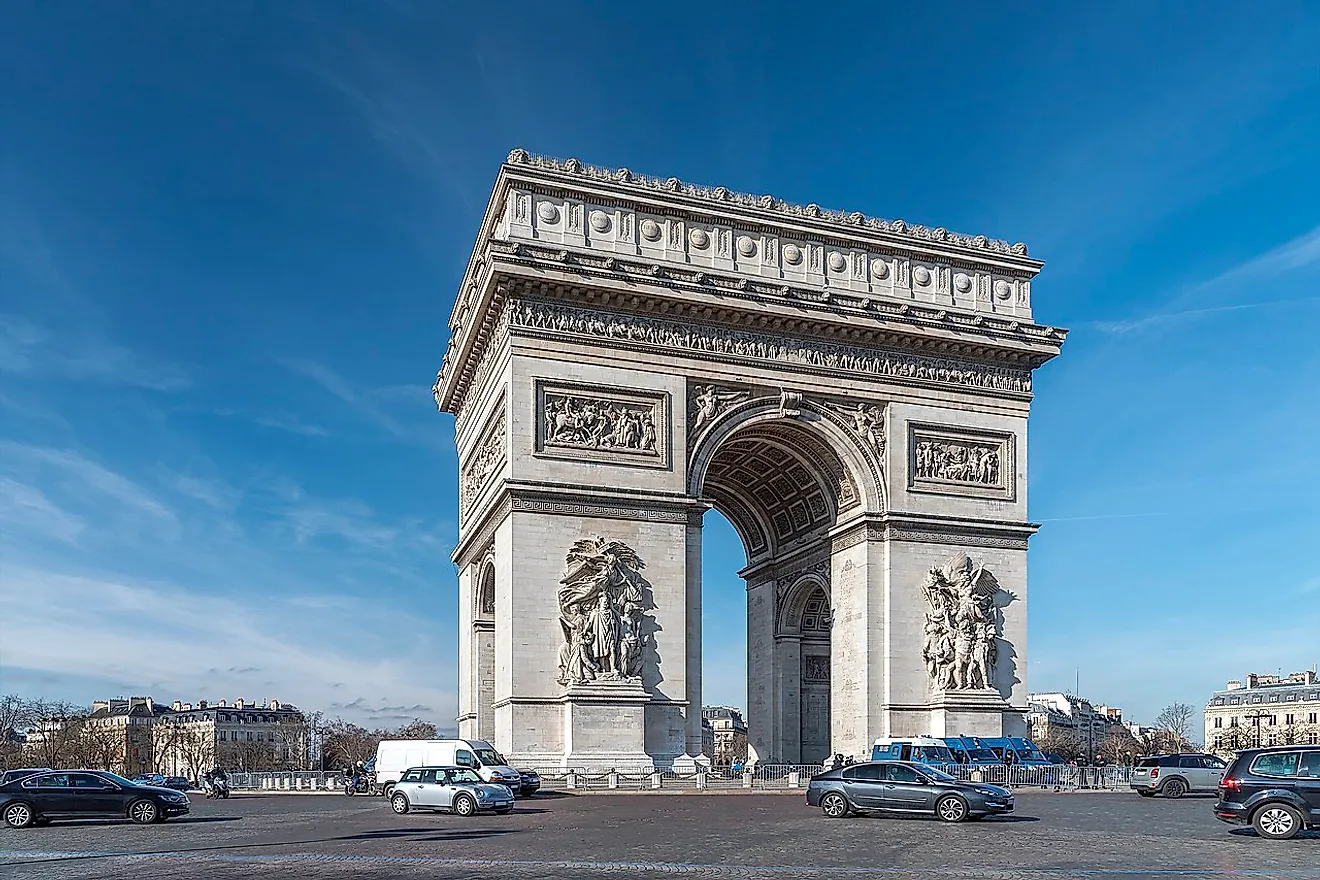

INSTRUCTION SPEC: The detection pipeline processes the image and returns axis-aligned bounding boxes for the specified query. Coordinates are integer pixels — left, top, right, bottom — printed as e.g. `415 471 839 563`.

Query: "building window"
1230 717 1239 727
1286 714 1295 725
1310 713 1318 725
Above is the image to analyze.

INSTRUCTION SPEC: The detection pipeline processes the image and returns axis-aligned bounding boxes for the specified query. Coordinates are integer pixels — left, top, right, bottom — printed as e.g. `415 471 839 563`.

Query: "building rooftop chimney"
1226 680 1242 690
172 701 182 711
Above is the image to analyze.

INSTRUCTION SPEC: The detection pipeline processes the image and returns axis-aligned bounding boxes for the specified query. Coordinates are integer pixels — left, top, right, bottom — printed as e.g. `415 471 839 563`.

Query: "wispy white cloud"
0 477 85 543
0 442 178 526
0 313 189 391
1089 224 1320 335
253 410 331 437
278 357 419 439
0 565 455 726
156 468 243 512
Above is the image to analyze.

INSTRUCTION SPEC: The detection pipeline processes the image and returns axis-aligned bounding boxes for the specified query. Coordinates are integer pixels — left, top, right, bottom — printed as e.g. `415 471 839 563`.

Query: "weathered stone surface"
438 154 1064 771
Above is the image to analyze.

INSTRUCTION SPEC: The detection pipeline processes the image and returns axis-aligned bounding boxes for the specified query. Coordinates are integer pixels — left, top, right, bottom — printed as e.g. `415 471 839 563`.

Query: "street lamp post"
1244 710 1270 748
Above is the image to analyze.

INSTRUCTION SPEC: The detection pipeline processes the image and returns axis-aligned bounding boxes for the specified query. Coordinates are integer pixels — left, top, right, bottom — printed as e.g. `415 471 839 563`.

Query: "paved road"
1 791 1316 879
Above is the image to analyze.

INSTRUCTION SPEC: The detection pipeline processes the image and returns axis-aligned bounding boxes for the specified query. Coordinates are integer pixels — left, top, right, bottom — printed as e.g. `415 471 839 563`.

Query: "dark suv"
1214 745 1320 840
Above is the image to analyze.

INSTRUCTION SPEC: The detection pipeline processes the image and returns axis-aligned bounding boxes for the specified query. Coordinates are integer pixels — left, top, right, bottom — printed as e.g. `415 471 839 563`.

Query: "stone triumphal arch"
433 151 1066 772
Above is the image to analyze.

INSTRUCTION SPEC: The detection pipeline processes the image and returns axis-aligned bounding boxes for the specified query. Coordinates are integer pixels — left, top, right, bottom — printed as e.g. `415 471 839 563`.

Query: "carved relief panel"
535 380 670 469
908 423 1016 501
460 403 506 519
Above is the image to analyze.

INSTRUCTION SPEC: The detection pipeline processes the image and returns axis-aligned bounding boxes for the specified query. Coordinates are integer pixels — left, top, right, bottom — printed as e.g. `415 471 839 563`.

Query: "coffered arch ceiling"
700 422 855 561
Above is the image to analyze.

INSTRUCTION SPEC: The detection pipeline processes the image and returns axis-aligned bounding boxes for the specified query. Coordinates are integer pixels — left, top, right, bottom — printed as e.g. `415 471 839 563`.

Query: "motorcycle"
204 777 230 799
341 771 374 796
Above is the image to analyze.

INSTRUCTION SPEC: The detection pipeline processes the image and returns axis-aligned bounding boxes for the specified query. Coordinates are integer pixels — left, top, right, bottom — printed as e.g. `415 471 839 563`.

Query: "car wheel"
128 799 159 824
1253 804 1303 840
820 792 849 819
1162 779 1187 799
936 795 969 823
453 794 477 817
382 784 395 799
1137 790 1155 798
390 793 410 814
3 802 35 829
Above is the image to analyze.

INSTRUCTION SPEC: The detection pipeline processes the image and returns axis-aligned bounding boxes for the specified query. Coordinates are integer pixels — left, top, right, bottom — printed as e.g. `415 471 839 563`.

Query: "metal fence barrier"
224 764 1135 793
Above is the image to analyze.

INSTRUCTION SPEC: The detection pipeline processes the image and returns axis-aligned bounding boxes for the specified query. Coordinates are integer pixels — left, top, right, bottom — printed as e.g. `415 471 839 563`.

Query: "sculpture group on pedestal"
921 554 1004 692
556 537 652 686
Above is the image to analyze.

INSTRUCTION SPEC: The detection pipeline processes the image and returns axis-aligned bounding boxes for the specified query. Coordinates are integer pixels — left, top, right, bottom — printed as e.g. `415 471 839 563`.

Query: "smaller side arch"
475 557 495 619
777 573 831 637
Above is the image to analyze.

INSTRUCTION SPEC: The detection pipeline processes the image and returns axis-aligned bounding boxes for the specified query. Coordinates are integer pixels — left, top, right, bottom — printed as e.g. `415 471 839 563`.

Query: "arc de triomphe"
433 151 1066 772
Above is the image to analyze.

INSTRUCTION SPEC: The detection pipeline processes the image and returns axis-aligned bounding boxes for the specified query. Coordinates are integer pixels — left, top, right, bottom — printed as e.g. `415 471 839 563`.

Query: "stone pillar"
684 520 704 759
746 577 775 762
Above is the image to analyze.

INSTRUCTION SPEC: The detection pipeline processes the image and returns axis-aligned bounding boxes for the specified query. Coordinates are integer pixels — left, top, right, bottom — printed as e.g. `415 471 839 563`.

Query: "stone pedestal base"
560 680 655 773
927 689 1014 738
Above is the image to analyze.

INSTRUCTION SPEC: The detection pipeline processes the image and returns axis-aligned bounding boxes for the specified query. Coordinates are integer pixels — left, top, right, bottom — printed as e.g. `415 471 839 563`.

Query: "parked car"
1214 745 1320 840
132 773 166 787
0 768 51 787
517 769 541 795
1 770 190 828
388 766 514 817
1130 753 1227 798
161 776 194 792
806 760 1013 822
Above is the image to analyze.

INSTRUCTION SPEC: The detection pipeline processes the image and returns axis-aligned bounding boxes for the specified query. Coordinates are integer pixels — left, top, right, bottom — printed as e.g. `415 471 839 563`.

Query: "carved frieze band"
459 402 506 520
509 300 1032 394
535 380 670 469
909 423 1016 501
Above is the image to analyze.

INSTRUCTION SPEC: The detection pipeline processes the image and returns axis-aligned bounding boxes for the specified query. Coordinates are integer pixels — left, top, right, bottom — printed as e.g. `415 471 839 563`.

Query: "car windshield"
969 748 998 760
920 766 959 782
475 748 506 766
449 768 483 784
916 746 957 763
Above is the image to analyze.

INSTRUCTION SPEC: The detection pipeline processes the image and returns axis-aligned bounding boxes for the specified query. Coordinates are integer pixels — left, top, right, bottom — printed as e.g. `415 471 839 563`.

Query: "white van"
374 739 522 796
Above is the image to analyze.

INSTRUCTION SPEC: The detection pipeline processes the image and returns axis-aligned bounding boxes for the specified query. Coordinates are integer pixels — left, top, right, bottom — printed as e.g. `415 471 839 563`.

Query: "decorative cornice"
505 149 1032 258
827 514 1039 553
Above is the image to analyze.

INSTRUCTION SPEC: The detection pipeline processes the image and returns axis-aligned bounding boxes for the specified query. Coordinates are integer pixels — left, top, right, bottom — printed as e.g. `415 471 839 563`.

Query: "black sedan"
1 770 190 828
806 760 1013 822
518 769 541 795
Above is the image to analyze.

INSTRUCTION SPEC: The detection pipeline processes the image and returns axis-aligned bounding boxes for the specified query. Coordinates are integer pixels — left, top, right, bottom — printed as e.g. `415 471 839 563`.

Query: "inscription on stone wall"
536 381 669 468
908 424 1015 501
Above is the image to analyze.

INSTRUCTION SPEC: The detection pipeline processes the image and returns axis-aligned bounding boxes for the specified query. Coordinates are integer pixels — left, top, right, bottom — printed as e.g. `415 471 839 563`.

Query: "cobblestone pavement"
1 792 1317 879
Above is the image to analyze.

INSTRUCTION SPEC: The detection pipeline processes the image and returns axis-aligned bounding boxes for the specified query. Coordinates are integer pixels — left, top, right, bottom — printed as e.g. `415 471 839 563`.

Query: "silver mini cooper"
389 766 514 817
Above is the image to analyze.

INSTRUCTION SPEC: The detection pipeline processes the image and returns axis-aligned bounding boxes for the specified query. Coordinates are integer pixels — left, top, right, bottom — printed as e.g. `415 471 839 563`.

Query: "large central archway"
438 152 1064 772
690 406 875 764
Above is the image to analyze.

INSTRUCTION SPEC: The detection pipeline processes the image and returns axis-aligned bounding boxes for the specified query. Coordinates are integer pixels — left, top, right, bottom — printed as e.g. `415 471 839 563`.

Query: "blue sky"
2 2 1317 731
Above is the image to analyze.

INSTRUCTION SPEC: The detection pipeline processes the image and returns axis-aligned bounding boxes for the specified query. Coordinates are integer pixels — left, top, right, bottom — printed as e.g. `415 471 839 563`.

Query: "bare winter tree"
173 725 215 780
394 719 438 740
322 719 382 769
0 695 37 769
1097 727 1141 764
1034 727 1084 762
1153 703 1197 751
23 700 90 769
